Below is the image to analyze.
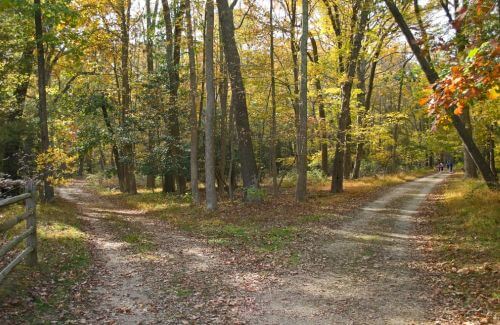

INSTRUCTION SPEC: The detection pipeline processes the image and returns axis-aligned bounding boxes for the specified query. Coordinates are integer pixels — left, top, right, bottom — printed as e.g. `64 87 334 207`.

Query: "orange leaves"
454 103 464 115
450 66 461 75
424 43 499 123
418 97 428 106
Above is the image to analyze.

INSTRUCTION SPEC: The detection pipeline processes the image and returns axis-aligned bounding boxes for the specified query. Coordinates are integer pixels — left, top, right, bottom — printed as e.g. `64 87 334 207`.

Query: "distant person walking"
447 159 454 173
438 162 444 172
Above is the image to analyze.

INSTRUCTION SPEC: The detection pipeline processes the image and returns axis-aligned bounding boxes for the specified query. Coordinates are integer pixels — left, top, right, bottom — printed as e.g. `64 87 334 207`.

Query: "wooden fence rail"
0 180 37 283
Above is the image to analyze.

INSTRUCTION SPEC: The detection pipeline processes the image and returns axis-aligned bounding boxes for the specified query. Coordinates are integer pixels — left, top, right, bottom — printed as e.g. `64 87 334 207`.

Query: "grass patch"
430 175 499 320
300 214 323 223
435 177 499 258
122 232 155 252
103 214 156 253
259 226 297 252
175 288 192 298
0 199 91 323
288 252 301 266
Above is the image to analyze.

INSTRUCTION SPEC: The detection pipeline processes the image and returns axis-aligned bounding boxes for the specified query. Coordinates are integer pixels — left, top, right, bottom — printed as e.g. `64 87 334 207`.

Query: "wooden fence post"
25 179 37 266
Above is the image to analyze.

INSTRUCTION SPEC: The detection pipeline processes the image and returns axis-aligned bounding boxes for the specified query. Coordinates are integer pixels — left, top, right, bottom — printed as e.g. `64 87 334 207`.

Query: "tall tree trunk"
145 0 157 189
77 155 84 177
162 0 186 193
270 0 279 195
384 0 498 189
310 36 328 176
205 0 217 211
295 0 308 201
228 99 236 200
331 1 369 193
186 0 200 204
119 0 137 194
217 29 229 194
161 0 176 193
288 0 300 128
353 60 368 179
34 0 54 202
174 1 187 193
217 0 259 196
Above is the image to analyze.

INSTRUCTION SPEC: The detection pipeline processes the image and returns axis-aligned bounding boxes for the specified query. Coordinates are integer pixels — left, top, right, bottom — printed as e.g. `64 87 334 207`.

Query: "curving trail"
57 181 247 324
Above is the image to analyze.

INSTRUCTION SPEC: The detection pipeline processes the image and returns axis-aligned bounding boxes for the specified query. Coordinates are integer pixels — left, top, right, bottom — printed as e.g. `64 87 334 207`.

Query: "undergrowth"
0 199 91 323
87 169 433 258
430 175 499 322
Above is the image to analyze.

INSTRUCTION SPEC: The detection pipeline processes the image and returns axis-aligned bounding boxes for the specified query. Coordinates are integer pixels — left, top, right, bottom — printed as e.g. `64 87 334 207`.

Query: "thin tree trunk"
228 101 236 200
310 36 328 176
145 0 156 189
174 1 187 193
270 0 278 195
186 0 200 204
353 60 368 179
217 29 229 194
295 0 308 202
119 0 137 194
78 155 84 177
289 0 300 128
205 0 217 211
100 99 125 191
34 0 54 202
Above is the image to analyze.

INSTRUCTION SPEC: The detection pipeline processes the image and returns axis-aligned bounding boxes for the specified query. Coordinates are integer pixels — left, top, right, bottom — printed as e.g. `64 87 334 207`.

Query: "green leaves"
467 47 479 61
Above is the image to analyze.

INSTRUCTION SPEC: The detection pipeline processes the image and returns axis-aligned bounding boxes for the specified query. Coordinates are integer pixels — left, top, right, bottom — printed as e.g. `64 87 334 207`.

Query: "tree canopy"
0 0 498 203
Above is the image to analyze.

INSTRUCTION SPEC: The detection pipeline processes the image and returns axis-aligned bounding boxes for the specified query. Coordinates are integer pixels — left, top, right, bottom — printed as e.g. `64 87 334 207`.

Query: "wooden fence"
0 180 37 283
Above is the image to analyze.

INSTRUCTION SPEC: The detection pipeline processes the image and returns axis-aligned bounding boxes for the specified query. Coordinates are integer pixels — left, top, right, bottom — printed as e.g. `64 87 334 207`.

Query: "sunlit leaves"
36 147 77 185
423 42 499 123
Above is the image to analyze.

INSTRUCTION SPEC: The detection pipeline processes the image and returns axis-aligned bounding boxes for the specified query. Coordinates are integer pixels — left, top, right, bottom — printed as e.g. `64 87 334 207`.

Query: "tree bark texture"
34 0 54 201
217 0 260 195
205 0 217 210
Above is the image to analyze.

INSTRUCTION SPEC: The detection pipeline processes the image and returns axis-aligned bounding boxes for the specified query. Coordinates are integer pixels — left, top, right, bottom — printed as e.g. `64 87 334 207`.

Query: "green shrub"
246 186 266 201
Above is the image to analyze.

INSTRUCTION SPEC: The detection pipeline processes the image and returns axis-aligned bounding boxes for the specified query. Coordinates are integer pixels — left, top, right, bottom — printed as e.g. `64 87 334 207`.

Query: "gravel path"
244 173 448 324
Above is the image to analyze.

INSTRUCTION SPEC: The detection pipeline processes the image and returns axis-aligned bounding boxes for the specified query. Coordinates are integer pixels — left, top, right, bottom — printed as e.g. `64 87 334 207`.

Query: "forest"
0 0 499 323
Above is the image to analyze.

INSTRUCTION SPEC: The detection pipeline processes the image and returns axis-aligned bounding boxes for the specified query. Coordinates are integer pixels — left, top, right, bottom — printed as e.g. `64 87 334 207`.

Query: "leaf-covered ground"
1 171 497 323
415 174 499 324
0 199 91 323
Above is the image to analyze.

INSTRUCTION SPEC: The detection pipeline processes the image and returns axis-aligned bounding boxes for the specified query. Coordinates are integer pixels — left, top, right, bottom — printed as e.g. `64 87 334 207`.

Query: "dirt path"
243 173 448 324
57 173 446 324
57 181 250 324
